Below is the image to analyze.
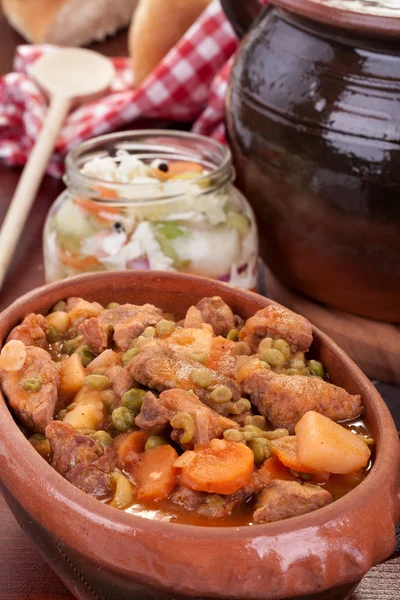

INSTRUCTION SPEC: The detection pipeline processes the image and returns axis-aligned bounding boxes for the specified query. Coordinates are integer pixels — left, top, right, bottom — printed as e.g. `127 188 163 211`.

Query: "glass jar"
43 131 259 289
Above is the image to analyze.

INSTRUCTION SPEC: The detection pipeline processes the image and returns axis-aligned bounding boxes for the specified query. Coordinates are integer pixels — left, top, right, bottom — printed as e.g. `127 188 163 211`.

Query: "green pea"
260 361 271 370
101 390 115 412
62 336 84 355
248 437 271 465
241 424 266 441
65 402 76 413
209 385 233 404
156 319 175 336
308 360 325 378
258 338 273 352
162 313 176 322
57 409 67 420
122 347 140 365
83 374 112 390
76 345 96 367
263 428 289 440
232 342 252 356
107 302 120 310
188 350 208 363
142 326 156 338
287 368 303 376
229 398 251 415
112 407 136 433
244 415 267 430
21 377 42 392
299 472 313 481
227 328 239 342
92 430 113 448
191 368 213 388
259 348 286 368
223 429 244 442
47 325 61 343
272 339 291 360
121 388 146 415
170 412 195 445
28 434 51 459
145 436 168 451
52 300 66 312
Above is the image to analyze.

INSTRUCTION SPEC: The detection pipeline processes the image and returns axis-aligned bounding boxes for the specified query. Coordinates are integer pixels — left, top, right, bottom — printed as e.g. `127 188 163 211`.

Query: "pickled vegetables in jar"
43 131 259 289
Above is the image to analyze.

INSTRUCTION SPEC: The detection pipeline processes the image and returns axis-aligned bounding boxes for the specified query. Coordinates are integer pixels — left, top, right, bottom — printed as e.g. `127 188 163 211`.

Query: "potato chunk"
63 388 104 431
295 411 371 475
59 353 86 399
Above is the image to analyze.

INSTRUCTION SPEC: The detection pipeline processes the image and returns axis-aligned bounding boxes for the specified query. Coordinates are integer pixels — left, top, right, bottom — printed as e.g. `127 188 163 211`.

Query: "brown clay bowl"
0 271 399 600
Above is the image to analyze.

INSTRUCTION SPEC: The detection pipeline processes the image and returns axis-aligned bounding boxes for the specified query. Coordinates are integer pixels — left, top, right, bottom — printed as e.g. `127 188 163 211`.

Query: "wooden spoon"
0 48 115 289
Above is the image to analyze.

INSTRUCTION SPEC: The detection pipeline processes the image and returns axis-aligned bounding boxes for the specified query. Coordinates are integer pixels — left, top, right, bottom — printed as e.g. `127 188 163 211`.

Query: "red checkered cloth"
0 0 242 177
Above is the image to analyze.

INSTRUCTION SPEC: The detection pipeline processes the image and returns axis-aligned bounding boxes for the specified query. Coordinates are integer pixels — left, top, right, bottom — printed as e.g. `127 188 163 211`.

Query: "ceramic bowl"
0 271 399 600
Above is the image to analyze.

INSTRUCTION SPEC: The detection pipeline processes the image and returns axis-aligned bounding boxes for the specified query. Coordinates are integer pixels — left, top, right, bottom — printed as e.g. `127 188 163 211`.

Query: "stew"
0 296 373 526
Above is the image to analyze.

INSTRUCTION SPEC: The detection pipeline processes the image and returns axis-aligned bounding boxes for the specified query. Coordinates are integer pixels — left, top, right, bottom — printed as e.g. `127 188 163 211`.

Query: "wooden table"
0 8 398 600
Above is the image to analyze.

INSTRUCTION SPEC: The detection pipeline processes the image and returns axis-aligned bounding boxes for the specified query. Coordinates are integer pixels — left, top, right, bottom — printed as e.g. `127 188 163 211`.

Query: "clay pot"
222 0 400 321
0 271 399 600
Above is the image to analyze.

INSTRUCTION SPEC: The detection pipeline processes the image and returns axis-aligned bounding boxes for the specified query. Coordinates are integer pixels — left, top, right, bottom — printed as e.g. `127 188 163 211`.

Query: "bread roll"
129 0 211 86
2 0 139 46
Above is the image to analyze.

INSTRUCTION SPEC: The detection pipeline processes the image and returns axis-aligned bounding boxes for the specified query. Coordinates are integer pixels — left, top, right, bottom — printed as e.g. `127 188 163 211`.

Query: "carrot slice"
60 249 100 270
74 196 120 225
135 445 179 502
114 431 150 467
270 436 326 475
180 439 254 495
92 185 120 201
258 456 295 483
168 161 204 176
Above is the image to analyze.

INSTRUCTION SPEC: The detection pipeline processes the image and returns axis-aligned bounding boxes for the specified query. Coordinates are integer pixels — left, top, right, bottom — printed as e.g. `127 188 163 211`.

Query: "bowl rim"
0 271 398 545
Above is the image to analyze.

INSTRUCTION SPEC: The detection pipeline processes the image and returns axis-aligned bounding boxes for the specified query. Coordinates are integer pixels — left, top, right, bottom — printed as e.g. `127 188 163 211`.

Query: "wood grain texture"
0 6 398 600
264 267 400 385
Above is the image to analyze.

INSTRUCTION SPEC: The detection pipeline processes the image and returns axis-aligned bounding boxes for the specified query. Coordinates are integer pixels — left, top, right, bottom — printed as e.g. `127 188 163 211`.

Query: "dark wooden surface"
0 7 398 600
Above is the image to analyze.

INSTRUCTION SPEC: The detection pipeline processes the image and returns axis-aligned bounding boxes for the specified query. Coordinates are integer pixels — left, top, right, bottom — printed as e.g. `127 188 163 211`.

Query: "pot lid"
270 0 400 38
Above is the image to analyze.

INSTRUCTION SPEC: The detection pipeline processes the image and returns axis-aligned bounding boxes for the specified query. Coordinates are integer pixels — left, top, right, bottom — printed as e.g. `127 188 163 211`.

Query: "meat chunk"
253 480 332 523
79 303 164 353
1 346 60 433
45 421 117 499
239 305 313 353
106 365 134 399
195 297 235 336
46 421 102 474
243 370 363 434
136 389 239 448
171 473 264 519
130 342 241 405
7 313 49 349
65 455 116 498
78 318 107 355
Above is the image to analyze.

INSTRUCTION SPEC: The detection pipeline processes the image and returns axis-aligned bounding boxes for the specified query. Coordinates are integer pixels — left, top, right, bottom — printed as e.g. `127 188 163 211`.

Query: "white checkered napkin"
0 0 239 178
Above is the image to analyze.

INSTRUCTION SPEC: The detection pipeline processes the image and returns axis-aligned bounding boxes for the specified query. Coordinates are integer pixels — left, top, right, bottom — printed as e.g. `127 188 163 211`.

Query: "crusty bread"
129 0 211 86
2 0 139 46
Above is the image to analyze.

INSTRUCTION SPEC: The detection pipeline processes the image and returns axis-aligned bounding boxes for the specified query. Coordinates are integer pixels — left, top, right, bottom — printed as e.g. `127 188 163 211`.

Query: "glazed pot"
0 271 399 600
222 0 400 322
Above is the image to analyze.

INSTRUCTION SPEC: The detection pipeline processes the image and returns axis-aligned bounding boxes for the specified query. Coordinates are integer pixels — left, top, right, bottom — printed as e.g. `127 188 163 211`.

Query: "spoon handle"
0 95 71 289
